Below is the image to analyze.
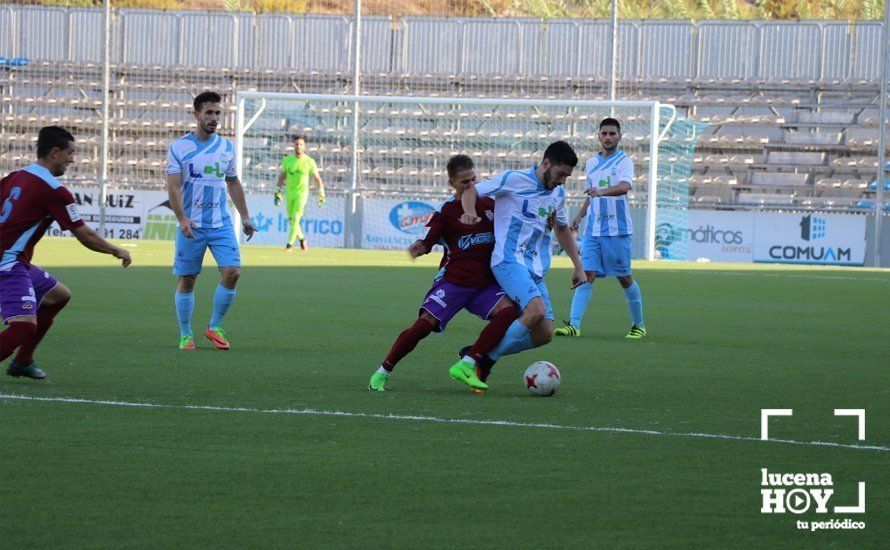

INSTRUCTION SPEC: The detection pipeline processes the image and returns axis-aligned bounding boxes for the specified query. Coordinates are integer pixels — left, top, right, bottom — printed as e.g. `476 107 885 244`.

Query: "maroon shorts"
420 280 506 332
0 263 59 323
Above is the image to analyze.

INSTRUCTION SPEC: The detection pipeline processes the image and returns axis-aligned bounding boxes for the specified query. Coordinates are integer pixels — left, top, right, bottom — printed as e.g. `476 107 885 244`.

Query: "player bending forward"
459 141 585 382
1 126 131 379
369 155 518 393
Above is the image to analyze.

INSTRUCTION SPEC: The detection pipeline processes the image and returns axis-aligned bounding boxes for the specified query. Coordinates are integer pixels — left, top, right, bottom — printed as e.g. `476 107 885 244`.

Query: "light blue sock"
569 282 593 328
623 281 644 327
174 291 194 338
488 320 534 361
209 284 237 329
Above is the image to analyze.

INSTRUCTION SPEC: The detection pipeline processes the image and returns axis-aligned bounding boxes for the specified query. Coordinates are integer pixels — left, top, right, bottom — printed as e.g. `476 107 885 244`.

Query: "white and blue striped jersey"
584 150 635 237
475 167 568 278
166 133 237 229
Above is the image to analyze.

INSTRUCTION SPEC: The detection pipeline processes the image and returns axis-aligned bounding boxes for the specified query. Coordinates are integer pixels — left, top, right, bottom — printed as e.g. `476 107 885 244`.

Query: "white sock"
377 366 391 375
461 355 476 366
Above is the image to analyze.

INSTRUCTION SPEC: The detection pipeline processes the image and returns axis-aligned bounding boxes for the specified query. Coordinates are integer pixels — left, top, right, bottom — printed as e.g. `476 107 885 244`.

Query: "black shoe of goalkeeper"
457 345 495 382
6 360 47 380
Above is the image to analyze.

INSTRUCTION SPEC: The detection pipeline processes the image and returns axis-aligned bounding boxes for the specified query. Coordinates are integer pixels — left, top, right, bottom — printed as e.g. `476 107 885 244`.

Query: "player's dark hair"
446 154 474 179
36 126 75 158
293 135 307 143
543 140 578 168
194 91 222 112
600 117 621 132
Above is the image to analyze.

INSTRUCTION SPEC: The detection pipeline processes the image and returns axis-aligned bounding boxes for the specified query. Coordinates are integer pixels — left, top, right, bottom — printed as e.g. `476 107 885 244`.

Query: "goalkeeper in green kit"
275 135 325 251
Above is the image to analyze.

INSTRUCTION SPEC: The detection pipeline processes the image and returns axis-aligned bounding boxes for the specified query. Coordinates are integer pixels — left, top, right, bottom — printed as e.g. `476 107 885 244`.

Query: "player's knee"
221 268 240 287
178 275 197 292
618 275 633 288
45 283 72 306
522 303 546 326
536 330 553 346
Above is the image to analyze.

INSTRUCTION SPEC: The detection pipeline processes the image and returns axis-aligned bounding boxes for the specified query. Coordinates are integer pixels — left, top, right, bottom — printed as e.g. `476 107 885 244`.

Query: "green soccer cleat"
625 324 647 339
553 321 580 337
179 335 196 350
448 360 489 391
369 371 389 392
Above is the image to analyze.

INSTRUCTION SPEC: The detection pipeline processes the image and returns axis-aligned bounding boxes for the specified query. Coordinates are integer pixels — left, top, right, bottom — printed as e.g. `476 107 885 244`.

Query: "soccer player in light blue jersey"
165 91 256 351
554 118 646 339
460 141 586 378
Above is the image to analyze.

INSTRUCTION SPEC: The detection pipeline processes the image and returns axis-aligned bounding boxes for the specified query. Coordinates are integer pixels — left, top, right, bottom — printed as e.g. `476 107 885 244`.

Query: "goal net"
235 92 704 260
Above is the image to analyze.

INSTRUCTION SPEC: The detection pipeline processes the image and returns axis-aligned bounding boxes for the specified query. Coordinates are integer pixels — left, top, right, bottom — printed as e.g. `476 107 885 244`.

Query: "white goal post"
235 92 695 261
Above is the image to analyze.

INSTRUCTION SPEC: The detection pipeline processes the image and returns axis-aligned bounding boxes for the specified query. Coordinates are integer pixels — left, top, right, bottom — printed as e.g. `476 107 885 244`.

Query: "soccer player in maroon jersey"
369 155 518 393
0 126 132 379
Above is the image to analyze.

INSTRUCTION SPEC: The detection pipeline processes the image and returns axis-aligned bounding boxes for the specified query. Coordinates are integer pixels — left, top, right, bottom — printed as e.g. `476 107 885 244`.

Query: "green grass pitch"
1 238 888 547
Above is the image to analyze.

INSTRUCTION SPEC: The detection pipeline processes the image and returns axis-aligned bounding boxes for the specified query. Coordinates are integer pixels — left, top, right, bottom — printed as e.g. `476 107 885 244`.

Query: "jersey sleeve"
474 171 512 198
309 158 318 176
617 157 635 187
225 140 237 179
166 143 182 175
553 189 569 228
419 210 446 250
46 186 86 231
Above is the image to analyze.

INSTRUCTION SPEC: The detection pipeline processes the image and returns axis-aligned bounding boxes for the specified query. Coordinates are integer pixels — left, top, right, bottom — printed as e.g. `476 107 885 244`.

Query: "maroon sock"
1 322 38 363
15 298 69 365
382 317 435 371
469 306 518 361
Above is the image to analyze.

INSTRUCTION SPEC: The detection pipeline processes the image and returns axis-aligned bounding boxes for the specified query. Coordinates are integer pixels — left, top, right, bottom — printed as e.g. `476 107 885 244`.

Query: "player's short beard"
542 167 558 189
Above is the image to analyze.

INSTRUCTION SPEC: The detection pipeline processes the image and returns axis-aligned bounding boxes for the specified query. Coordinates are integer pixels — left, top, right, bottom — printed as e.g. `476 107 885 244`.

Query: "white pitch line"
2 393 888 453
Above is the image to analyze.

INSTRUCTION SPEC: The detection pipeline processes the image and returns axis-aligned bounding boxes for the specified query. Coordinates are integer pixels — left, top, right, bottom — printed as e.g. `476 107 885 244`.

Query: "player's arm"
276 168 286 190
312 171 326 206
225 176 256 241
71 225 132 267
459 185 480 224
552 196 585 287
46 187 131 267
572 197 590 232
166 173 195 238
410 211 444 259
585 181 631 198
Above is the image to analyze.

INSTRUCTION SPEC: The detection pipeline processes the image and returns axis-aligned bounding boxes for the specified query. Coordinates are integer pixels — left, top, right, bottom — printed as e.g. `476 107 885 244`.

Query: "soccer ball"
524 361 561 397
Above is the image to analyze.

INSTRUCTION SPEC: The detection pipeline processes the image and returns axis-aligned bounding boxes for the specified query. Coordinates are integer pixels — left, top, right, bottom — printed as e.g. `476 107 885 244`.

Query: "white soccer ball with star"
524 361 560 396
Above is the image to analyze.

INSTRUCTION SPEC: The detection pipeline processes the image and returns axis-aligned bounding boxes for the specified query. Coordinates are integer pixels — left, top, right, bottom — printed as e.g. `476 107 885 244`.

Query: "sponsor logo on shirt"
65 203 82 223
457 232 494 250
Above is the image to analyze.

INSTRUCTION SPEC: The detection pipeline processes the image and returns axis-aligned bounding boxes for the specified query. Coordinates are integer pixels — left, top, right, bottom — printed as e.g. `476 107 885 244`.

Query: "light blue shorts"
491 261 553 320
582 234 632 277
173 224 241 276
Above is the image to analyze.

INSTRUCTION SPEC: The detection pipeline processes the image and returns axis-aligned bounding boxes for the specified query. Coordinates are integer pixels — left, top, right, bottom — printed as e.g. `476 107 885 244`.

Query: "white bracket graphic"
834 409 866 440
761 409 793 440
834 482 866 513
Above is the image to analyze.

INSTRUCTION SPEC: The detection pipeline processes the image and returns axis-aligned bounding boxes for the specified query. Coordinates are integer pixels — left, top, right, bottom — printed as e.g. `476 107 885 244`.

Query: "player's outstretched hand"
242 219 256 241
407 240 427 259
114 247 132 268
179 217 196 238
460 212 481 225
317 194 326 208
570 217 582 232
570 267 586 289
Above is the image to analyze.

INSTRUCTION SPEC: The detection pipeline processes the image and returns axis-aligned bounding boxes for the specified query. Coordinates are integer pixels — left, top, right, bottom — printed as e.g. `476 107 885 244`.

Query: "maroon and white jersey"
419 195 496 289
0 163 84 270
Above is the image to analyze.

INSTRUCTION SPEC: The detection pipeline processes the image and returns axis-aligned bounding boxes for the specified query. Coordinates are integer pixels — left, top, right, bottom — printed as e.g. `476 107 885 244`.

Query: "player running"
369 155 518 393
1 126 132 379
554 118 646 339
275 135 325 252
458 141 585 379
166 91 256 351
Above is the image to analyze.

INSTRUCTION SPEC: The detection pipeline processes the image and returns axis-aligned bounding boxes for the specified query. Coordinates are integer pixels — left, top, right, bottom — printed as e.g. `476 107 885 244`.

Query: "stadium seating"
0 58 884 207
